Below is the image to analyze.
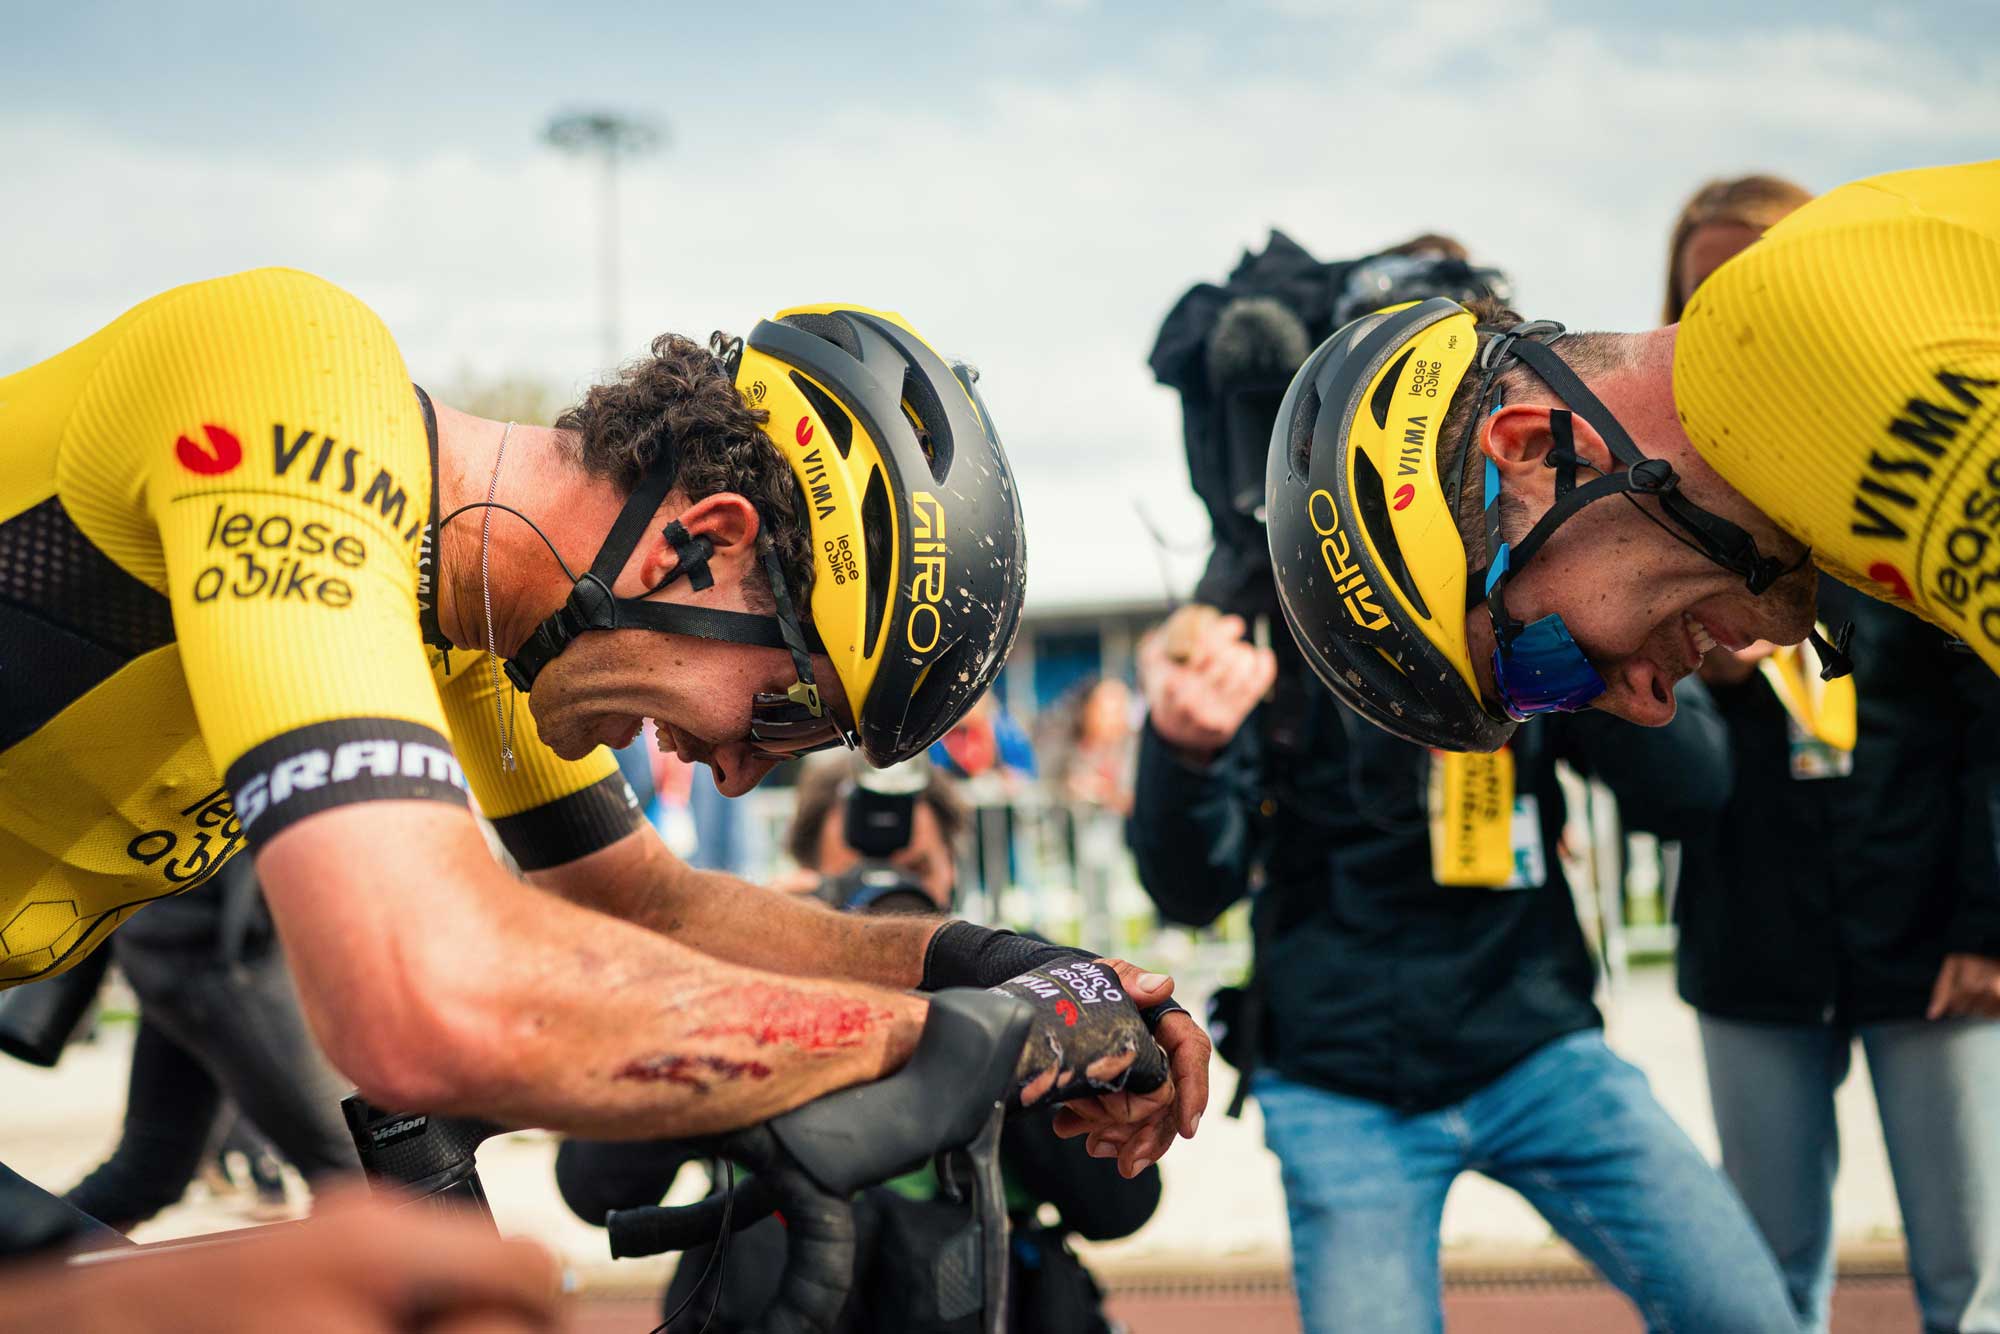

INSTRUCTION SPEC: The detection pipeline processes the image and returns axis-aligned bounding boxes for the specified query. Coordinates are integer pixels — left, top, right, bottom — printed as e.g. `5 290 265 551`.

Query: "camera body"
813 757 943 916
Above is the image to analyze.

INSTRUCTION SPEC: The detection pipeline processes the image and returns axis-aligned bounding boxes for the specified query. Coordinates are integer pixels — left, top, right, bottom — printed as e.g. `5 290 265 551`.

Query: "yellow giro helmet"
1268 297 1821 752
1265 298 1510 750
503 306 1027 769
735 306 1027 767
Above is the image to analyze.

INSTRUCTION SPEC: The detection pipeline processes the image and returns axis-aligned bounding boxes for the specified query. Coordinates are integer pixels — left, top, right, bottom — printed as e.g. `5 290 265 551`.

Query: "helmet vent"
899 365 955 483
861 465 893 654
1288 384 1321 475
905 634 969 736
789 372 853 459
1352 449 1431 620
778 311 863 358
1371 349 1414 429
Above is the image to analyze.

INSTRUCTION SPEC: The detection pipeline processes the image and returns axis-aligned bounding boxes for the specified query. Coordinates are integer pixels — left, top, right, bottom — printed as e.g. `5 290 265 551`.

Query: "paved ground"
1 964 1917 1330
570 1281 1923 1333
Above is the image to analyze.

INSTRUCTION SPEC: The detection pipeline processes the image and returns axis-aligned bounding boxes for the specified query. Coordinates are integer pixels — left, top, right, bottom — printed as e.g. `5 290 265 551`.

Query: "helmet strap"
1504 338 1791 593
502 434 825 694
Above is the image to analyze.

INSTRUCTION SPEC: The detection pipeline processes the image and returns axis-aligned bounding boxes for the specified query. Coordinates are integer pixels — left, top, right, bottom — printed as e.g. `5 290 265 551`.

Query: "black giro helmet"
737 306 1028 767
1265 299 1514 751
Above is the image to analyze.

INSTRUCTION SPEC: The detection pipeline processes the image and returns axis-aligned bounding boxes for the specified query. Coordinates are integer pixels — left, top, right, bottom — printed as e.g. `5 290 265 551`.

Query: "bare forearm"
668 865 942 984
537 829 942 988
262 815 927 1140
418 882 928 1137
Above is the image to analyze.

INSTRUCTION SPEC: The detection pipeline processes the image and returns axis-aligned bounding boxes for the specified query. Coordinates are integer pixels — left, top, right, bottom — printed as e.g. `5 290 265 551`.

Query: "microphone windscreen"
1207 297 1312 390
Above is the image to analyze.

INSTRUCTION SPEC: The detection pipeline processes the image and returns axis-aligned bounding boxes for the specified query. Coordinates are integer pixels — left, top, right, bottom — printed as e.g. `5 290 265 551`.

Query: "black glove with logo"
989 957 1168 1110
920 920 1190 1032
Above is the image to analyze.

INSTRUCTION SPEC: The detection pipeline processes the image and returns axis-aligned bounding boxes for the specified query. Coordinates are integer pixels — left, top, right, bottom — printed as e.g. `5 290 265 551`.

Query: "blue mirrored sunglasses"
1482 458 1608 720
1490 613 1608 719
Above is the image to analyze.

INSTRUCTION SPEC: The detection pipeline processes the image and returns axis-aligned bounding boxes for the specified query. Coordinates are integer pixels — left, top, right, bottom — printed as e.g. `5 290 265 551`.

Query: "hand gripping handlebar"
341 988 1032 1334
607 988 1031 1333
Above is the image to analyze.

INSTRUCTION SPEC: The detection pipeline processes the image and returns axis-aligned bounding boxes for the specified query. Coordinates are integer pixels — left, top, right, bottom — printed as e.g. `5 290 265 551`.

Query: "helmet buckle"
1628 458 1677 494
786 681 825 717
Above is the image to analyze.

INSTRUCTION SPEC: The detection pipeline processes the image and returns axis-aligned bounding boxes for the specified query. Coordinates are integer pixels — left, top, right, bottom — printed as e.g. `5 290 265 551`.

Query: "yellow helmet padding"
1342 304 1482 695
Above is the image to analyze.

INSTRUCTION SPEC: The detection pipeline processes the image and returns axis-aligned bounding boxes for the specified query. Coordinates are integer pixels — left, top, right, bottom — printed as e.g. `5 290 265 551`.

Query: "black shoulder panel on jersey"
0 497 176 749
487 771 644 872
225 718 471 848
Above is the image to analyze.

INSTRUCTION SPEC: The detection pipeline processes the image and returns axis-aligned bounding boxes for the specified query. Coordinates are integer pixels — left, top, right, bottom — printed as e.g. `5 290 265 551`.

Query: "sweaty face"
1469 446 1817 726
527 629 852 797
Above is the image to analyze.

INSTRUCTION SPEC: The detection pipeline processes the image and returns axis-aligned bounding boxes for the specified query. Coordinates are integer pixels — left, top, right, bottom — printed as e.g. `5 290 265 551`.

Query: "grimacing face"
1465 406 1816 727
528 629 853 797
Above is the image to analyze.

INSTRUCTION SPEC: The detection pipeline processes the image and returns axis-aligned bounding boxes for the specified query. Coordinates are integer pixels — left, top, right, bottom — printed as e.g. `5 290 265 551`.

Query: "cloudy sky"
7 1 1994 610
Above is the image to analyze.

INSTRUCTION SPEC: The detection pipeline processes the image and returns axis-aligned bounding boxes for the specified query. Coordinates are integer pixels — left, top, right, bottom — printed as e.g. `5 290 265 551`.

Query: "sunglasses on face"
747 684 853 761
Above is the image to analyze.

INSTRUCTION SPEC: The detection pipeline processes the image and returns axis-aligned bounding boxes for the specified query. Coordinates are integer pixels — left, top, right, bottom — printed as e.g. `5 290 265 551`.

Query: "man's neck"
431 404 625 658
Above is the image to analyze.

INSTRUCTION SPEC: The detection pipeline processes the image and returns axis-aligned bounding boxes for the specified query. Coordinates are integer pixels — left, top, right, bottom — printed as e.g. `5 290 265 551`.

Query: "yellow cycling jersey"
0 269 639 986
1676 159 2000 672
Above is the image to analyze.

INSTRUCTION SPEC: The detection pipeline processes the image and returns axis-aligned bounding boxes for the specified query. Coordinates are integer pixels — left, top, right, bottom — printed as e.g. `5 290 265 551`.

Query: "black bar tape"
920 920 1189 1031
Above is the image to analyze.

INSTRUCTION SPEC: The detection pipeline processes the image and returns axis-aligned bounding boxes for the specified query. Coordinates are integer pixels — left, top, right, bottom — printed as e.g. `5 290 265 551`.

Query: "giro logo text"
908 491 948 653
1307 488 1390 632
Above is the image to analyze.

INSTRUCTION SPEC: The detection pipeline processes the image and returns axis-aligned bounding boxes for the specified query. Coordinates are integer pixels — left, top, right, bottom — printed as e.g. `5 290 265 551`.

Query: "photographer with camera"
556 756 1160 1333
1132 235 1795 1333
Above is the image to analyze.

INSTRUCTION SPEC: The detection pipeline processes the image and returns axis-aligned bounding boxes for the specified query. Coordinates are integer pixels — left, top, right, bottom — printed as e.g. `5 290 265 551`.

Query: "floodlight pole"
544 112 663 367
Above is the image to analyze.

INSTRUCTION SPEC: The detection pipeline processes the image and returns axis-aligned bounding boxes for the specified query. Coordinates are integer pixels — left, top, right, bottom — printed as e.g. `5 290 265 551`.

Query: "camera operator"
556 757 1159 1334
1132 234 1795 1333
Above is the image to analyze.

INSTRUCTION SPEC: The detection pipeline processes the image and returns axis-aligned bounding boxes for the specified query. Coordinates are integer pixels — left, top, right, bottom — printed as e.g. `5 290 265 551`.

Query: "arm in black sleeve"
1000 1111 1161 1242
1950 650 2000 957
1124 717 1262 928
1554 677 1733 840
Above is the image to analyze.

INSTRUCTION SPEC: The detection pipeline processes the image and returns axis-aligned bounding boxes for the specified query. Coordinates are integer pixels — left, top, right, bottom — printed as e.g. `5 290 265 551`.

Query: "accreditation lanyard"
1759 628 1857 780
1429 747 1543 889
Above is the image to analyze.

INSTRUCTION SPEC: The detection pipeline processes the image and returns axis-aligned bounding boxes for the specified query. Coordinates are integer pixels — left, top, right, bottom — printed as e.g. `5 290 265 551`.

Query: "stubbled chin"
537 713 598 761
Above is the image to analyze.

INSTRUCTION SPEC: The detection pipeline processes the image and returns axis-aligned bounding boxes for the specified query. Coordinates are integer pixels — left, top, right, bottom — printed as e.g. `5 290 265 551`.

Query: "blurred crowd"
5 171 1997 1334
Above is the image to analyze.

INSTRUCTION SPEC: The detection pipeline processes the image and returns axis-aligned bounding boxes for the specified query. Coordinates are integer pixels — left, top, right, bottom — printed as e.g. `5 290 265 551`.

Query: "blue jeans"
1701 1014 2000 1334
1255 1030 1796 1334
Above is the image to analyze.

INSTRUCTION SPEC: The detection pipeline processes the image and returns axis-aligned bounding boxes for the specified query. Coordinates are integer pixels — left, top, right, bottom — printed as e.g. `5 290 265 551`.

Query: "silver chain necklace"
481 422 517 773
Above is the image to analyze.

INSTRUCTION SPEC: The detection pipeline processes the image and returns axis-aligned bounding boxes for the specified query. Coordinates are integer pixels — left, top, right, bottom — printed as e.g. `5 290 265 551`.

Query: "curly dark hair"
555 333 813 613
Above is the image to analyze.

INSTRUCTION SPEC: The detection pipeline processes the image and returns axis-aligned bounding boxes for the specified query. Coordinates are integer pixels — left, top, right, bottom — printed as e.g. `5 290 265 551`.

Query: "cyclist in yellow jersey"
0 271 1209 1220
1261 160 1998 753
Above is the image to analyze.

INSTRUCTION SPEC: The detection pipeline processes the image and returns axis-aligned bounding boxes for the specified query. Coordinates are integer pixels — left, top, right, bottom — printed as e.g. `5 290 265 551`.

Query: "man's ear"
1481 405 1616 492
633 491 762 592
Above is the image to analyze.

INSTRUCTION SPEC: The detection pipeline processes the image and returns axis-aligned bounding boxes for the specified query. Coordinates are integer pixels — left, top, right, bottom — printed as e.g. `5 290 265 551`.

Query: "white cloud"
3 10 1991 611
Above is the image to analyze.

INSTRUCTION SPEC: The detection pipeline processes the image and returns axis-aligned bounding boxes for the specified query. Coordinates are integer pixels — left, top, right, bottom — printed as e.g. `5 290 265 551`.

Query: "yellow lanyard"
1429 748 1517 887
1758 628 1858 752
